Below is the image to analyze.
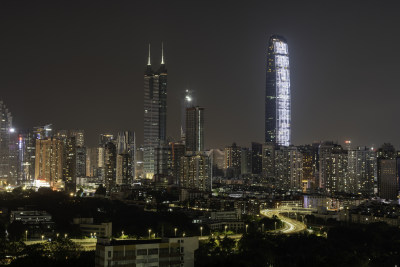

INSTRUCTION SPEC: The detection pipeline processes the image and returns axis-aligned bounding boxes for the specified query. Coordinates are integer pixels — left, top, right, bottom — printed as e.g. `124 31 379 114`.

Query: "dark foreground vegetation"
196 222 400 267
0 238 94 267
0 188 197 239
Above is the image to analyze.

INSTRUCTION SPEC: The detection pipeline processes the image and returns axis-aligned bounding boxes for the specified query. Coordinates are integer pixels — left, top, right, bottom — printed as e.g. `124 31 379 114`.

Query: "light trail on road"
260 209 307 234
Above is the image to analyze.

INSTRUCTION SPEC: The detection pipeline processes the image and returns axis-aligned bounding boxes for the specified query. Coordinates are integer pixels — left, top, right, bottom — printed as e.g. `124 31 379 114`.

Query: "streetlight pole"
200 226 203 237
41 235 44 241
245 224 248 234
174 228 177 237
25 230 28 241
224 225 227 236
262 223 264 232
148 229 152 239
274 221 277 231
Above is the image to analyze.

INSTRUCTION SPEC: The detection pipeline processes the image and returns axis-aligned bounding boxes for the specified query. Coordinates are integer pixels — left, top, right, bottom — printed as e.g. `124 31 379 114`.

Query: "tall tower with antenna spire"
143 43 168 179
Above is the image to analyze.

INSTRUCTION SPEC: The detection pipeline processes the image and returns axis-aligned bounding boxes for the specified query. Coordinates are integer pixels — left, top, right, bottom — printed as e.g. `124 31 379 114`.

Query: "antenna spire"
161 42 165 65
147 43 151 66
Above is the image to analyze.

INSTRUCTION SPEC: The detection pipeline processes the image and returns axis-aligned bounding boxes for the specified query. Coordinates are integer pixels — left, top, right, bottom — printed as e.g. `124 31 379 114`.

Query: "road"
260 209 307 234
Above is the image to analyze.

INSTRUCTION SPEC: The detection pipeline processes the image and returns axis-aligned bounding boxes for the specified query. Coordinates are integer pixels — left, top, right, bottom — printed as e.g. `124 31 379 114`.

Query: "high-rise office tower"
34 138 64 188
116 131 135 178
143 43 167 179
76 146 86 177
116 153 132 186
104 142 116 191
181 89 195 141
85 147 98 177
265 35 291 146
8 128 19 185
185 106 204 153
0 100 12 184
251 142 263 175
18 131 36 184
170 142 186 185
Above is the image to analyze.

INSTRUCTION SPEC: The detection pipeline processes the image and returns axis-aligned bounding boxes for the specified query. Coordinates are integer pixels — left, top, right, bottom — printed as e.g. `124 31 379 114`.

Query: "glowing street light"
183 232 186 237
262 223 265 232
25 230 28 241
200 226 203 237
56 233 59 238
148 229 152 239
65 233 68 239
41 235 44 241
224 225 227 236
122 231 124 237
174 228 177 237
245 224 248 234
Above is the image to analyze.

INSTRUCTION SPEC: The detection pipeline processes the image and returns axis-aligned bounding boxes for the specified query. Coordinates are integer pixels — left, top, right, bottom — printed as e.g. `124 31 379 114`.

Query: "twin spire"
147 42 165 66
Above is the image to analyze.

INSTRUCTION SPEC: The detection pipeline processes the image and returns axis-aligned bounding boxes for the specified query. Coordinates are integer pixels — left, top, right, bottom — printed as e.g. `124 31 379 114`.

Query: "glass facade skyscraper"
143 43 168 179
265 35 291 146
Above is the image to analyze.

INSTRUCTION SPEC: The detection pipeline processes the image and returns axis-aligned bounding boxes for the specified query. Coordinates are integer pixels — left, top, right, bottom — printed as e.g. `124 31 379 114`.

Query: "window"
137 249 148 256
160 248 169 255
148 248 159 255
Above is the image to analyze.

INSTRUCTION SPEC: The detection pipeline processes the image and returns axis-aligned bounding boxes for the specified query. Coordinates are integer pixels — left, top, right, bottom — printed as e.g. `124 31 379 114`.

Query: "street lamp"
183 232 185 237
200 226 203 237
174 228 177 237
274 222 277 231
25 230 28 241
245 224 248 234
41 235 44 241
65 233 68 239
262 223 265 232
122 231 124 237
56 233 59 238
224 225 227 236
94 232 97 238
148 229 152 239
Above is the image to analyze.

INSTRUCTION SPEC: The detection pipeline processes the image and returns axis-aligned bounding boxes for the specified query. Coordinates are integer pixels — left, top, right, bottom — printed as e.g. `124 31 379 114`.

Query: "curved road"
260 209 307 234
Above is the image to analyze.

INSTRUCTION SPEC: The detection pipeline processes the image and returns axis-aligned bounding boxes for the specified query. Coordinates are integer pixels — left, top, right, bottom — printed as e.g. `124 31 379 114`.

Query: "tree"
7 221 25 241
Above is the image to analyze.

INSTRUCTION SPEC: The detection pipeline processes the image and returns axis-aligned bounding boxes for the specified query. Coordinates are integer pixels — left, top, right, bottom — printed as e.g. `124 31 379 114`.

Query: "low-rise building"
73 217 112 238
95 237 198 267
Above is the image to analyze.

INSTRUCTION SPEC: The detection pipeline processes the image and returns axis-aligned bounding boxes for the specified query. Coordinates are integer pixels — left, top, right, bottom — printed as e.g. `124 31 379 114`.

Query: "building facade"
143 44 168 179
95 237 198 267
185 106 204 153
265 35 291 146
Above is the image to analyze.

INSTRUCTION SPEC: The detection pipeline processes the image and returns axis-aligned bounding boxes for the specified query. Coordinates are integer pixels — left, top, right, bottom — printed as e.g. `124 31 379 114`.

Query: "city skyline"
1 1 400 149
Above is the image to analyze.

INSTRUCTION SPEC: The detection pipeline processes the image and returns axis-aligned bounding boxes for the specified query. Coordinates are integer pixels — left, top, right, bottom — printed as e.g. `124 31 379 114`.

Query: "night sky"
1 1 399 149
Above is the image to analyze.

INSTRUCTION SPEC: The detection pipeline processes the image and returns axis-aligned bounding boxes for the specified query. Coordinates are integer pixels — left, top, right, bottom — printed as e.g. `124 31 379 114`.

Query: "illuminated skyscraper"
35 138 64 188
181 89 195 141
143 43 168 178
0 101 14 185
265 35 291 146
